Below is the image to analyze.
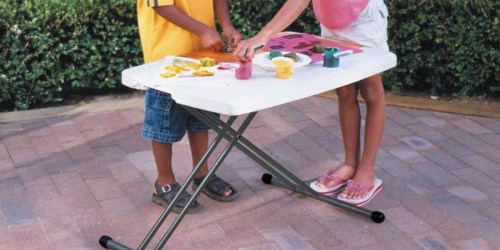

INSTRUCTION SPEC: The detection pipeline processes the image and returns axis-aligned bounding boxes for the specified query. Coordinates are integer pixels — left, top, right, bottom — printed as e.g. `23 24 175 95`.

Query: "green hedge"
1 0 498 111
385 0 499 97
0 0 142 111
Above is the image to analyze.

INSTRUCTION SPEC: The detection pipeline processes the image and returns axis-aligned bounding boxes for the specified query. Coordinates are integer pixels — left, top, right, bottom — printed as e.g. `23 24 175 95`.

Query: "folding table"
99 44 397 250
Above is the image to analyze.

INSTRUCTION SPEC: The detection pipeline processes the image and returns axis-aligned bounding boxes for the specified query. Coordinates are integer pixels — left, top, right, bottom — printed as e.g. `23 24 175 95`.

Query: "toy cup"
323 47 340 68
272 57 294 79
235 60 252 80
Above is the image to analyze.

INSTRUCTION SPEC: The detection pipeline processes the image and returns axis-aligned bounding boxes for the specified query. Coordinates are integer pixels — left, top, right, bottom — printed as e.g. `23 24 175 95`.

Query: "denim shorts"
142 88 209 143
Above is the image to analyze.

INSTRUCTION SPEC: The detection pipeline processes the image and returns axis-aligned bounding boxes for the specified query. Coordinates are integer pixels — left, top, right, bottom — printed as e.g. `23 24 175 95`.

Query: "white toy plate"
253 52 312 71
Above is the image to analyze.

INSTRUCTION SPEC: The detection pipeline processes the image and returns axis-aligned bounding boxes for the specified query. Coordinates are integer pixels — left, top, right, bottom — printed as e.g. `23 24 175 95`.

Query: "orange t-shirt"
137 0 215 63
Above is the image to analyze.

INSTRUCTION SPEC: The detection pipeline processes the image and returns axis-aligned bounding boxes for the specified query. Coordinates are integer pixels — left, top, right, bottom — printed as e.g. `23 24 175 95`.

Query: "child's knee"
361 86 385 104
336 85 358 102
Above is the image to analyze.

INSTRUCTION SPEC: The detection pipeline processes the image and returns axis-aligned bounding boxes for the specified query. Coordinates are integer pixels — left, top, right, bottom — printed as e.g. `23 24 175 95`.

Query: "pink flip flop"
337 178 382 206
309 170 348 194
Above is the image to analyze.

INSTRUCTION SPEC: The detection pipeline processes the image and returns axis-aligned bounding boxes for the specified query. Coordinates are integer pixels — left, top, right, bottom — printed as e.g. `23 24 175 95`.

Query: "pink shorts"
320 0 389 51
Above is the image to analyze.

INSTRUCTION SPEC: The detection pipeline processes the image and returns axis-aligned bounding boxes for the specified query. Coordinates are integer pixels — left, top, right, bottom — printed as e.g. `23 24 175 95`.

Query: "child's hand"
223 26 242 49
200 28 226 52
233 35 267 62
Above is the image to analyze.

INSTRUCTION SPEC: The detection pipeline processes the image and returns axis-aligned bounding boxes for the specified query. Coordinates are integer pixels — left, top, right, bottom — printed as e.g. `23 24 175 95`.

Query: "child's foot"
310 165 355 194
152 181 201 213
193 175 239 202
338 173 382 206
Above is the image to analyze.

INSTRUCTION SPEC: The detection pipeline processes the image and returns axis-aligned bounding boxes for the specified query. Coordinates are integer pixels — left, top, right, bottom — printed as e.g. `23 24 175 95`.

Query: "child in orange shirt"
138 0 242 213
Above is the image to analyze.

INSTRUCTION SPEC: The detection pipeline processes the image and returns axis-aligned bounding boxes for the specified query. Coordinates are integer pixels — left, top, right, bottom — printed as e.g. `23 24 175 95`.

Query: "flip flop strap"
346 179 374 192
319 170 346 183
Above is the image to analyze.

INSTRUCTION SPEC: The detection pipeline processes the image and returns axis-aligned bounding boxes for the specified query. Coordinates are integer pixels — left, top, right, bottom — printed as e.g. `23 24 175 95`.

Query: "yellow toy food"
192 70 214 77
199 57 216 67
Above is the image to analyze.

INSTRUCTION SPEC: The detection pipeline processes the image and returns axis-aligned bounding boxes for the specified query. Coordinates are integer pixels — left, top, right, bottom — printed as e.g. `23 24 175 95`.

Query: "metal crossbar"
99 107 384 250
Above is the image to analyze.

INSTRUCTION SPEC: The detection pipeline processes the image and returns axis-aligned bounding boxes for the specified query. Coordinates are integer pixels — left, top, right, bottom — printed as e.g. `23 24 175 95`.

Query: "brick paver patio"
0 95 499 249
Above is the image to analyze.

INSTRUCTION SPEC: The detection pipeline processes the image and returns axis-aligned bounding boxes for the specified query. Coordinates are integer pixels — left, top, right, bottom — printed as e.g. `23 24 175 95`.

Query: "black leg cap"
370 211 385 223
99 235 112 248
261 174 273 184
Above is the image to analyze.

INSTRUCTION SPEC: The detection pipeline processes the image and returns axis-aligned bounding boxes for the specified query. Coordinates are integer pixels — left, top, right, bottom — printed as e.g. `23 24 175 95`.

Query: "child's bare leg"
340 74 385 199
188 131 233 196
331 83 361 177
187 131 209 178
152 141 175 186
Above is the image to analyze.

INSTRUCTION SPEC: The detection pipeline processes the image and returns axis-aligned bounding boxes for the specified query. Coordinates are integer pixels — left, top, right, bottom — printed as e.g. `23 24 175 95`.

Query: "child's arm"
214 0 242 48
233 0 310 60
153 5 226 52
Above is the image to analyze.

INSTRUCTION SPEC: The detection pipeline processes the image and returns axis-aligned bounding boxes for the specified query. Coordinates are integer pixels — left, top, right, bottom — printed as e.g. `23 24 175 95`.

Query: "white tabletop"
122 47 397 115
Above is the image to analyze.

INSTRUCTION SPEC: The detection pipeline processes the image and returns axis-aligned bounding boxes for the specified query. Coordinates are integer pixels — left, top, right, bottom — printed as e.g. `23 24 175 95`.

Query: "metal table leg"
100 107 384 249
100 112 258 249
187 108 385 224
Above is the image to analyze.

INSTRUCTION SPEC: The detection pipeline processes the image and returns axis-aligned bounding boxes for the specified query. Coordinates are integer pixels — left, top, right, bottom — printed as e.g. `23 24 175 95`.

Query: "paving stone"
1 97 500 250
384 118 413 137
321 218 378 248
440 128 485 147
384 144 428 164
1 198 37 225
450 119 493 135
38 151 74 174
30 135 63 154
405 123 449 142
470 116 500 134
418 116 452 129
459 154 499 176
424 212 476 242
22 120 52 137
62 140 96 160
414 232 456 250
0 177 27 202
261 228 314 250
85 177 126 201
284 131 320 151
8 148 39 167
469 143 500 164
96 111 132 133
386 106 421 125
3 133 31 150
292 120 331 138
0 143 8 160
432 196 489 224
397 136 436 151
450 168 499 190
17 165 52 187
445 184 488 202
384 207 434 236
408 162 461 186
82 128 118 148
217 214 269 248
51 121 84 144
9 223 51 249
44 220 89 249
466 220 500 247
403 108 432 117
420 149 470 171
0 158 16 180
433 139 476 158
72 113 105 131
478 133 500 150
454 237 497 250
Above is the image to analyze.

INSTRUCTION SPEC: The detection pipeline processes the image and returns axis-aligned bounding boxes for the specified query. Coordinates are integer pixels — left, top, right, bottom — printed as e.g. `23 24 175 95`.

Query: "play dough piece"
200 57 216 67
269 51 283 60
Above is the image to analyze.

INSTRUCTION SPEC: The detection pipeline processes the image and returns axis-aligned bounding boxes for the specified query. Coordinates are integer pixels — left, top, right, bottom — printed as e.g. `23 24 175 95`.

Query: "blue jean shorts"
142 88 210 143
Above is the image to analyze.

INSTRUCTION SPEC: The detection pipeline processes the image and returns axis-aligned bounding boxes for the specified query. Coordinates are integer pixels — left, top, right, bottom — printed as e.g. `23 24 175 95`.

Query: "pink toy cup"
235 60 252 80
